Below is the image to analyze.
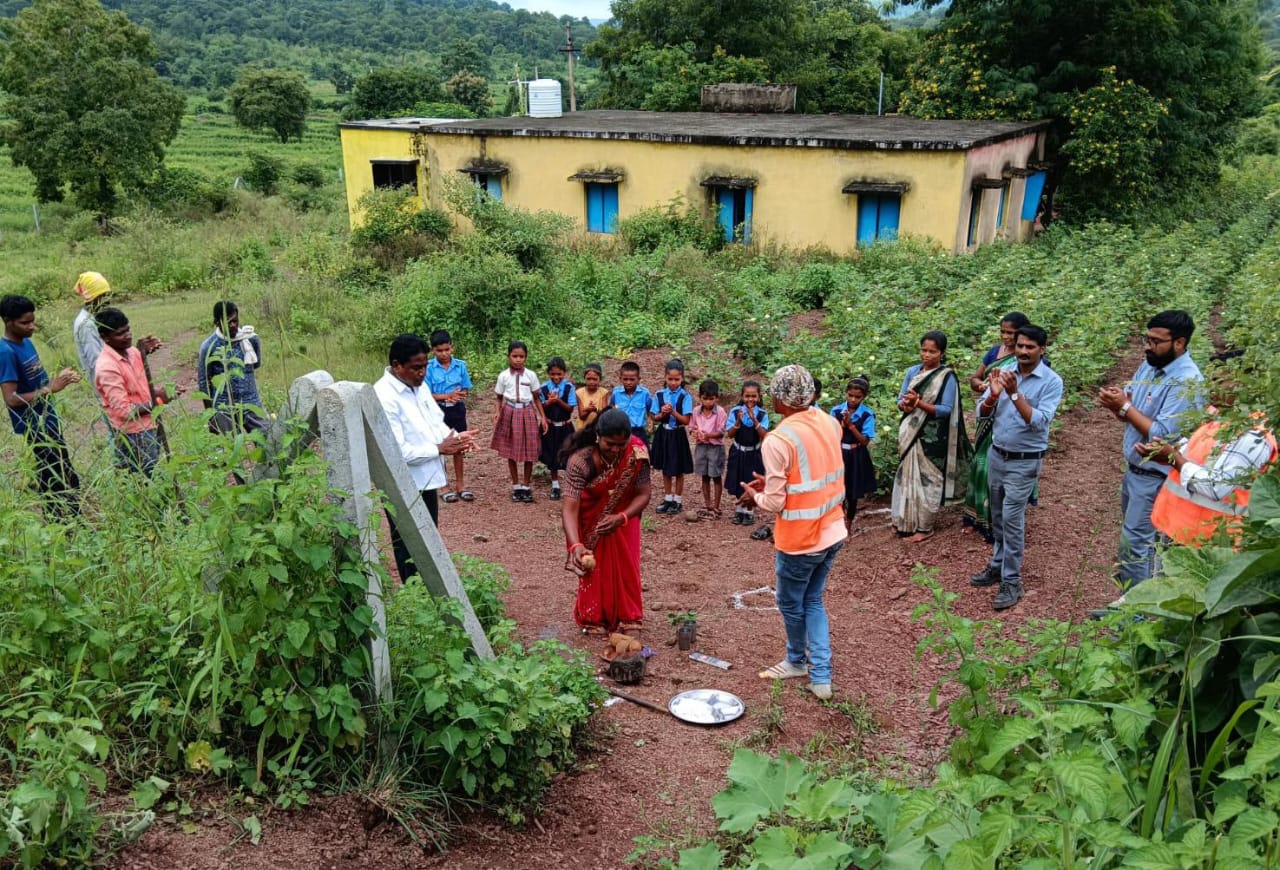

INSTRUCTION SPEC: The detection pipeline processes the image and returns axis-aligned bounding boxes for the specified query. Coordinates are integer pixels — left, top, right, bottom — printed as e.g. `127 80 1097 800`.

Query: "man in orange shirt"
93 308 168 477
739 364 846 700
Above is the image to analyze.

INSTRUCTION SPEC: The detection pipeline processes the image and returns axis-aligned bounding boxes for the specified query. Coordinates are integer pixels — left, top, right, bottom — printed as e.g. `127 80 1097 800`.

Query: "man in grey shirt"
71 271 159 381
969 324 1063 611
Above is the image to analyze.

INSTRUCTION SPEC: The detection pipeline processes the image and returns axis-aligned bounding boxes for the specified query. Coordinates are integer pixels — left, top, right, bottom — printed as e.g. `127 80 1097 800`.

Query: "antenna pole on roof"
558 24 579 112
507 64 529 116
878 71 885 116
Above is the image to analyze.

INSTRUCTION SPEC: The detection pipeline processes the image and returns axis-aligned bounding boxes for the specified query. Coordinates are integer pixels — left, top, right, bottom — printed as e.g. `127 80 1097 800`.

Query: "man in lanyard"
969 325 1063 611
1099 310 1203 592
374 334 476 582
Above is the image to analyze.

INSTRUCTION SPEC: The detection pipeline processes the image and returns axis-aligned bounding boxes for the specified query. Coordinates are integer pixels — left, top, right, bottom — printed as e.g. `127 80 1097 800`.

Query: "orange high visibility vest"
771 409 846 553
1151 420 1277 546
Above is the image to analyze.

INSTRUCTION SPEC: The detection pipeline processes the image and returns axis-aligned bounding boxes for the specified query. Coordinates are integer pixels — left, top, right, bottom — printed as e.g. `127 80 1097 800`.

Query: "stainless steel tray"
667 689 745 725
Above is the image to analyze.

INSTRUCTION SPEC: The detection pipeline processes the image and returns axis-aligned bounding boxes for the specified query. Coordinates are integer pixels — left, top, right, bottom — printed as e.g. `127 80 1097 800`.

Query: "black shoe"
750 524 773 541
549 488 561 501
969 567 1000 588
993 582 1023 611
511 490 522 502
522 490 536 503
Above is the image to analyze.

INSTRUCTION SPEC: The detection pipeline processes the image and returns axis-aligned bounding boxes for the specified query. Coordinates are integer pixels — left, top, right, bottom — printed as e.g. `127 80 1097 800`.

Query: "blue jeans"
773 541 843 685
1117 468 1164 588
986 451 1042 588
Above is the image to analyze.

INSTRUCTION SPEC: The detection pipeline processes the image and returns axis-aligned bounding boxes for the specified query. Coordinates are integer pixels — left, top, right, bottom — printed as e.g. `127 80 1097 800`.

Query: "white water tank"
528 79 563 118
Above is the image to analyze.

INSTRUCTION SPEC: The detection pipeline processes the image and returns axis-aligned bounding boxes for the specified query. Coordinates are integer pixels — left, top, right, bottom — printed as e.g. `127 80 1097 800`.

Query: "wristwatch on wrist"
1119 401 1132 418
1009 392 1020 403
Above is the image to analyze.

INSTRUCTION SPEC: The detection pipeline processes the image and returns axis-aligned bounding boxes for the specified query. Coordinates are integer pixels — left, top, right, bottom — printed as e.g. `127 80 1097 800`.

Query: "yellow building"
339 111 1049 254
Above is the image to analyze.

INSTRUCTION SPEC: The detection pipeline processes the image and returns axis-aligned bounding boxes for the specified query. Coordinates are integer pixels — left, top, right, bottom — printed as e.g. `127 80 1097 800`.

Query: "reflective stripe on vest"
771 410 845 551
1159 476 1246 517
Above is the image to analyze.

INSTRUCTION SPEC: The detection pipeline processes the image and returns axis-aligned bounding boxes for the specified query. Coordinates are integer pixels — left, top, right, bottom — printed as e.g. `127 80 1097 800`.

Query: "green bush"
617 198 724 254
244 151 285 196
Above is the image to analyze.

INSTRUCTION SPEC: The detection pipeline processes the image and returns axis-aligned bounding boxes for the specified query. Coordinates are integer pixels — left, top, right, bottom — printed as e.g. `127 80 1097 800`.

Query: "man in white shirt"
374 334 475 582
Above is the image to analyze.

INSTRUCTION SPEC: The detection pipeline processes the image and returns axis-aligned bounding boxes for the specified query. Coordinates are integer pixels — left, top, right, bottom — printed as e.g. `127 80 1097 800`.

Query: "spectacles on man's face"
1141 335 1175 348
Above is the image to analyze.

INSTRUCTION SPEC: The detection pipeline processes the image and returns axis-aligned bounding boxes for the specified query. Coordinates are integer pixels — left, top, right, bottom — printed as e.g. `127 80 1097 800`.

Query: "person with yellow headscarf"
71 272 160 381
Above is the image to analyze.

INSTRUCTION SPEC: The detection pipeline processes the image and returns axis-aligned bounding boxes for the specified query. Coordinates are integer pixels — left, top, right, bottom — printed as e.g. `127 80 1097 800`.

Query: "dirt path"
114 346 1134 870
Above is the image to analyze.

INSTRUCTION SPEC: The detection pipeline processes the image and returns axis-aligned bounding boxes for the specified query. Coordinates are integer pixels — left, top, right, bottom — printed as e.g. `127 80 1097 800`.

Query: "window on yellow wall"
585 183 618 233
967 190 982 247
469 172 503 201
371 160 418 193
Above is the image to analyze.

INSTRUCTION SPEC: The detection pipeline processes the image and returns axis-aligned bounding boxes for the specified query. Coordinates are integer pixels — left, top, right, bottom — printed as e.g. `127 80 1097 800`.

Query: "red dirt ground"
111 342 1132 870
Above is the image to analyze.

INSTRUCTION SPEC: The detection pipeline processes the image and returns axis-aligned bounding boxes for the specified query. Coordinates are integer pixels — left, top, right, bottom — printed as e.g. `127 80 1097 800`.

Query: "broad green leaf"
795 832 855 869
1049 703 1105 732
675 843 724 870
713 750 810 833
1231 807 1280 842
1248 474 1280 522
1212 781 1249 825
1120 842 1180 869
1243 726 1280 774
1204 547 1280 617
1112 699 1157 749
943 837 992 870
977 808 1016 857
1050 752 1109 817
978 718 1039 770
788 777 857 823
960 774 1010 805
286 619 310 650
749 826 798 866
130 776 170 810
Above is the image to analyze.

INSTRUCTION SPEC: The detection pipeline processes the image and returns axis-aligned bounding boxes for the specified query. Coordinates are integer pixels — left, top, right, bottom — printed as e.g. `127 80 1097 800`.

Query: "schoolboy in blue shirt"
427 329 474 502
609 360 652 448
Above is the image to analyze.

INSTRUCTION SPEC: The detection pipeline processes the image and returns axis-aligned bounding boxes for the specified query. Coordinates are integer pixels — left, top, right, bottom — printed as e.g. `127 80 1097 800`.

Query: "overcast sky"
514 0 613 20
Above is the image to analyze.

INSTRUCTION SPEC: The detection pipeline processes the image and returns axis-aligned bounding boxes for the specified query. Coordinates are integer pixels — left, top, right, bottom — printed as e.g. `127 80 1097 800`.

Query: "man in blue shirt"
0 295 82 519
1098 310 1203 590
969 324 1063 611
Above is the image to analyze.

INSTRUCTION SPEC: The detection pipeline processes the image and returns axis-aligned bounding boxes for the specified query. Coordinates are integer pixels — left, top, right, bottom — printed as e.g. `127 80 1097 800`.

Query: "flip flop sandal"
751 525 773 541
459 490 475 502
442 491 460 503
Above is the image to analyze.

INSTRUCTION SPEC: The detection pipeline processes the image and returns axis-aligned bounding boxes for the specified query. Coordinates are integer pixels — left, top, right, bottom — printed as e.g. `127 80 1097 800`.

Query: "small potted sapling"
668 609 698 650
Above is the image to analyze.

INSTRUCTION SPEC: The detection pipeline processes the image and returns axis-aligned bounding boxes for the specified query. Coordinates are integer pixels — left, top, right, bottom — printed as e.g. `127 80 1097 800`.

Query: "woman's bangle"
616 513 628 524
568 542 586 553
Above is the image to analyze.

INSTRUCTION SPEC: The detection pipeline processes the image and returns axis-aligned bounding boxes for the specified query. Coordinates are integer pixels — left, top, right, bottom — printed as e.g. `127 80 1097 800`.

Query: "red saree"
571 436 647 631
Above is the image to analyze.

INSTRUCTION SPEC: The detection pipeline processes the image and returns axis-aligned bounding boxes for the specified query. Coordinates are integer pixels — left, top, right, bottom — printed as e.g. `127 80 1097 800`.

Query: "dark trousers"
986 450 1043 588
388 488 440 582
30 436 81 520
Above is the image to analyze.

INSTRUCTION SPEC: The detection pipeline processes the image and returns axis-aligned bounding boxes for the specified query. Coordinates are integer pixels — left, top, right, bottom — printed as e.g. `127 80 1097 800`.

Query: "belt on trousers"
732 444 761 452
1128 462 1168 479
993 445 1046 461
550 420 571 427
441 401 458 407
504 400 530 409
841 443 858 450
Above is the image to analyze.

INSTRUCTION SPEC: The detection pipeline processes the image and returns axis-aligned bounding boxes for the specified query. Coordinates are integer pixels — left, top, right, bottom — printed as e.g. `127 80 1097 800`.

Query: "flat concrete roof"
340 110 1048 151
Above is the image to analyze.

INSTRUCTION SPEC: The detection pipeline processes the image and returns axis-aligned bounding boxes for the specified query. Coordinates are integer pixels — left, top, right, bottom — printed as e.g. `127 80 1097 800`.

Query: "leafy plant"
667 610 699 627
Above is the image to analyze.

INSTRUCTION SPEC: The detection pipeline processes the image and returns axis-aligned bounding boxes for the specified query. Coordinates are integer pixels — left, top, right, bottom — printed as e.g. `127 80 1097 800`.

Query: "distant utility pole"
559 24 579 112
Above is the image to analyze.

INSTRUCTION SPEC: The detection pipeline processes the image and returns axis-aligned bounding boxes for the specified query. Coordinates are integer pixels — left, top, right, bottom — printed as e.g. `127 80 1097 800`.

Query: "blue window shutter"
879 195 900 241
604 184 619 233
586 183 602 232
742 188 753 244
716 188 734 241
856 195 878 244
1021 171 1046 221
486 175 502 201
996 185 1006 227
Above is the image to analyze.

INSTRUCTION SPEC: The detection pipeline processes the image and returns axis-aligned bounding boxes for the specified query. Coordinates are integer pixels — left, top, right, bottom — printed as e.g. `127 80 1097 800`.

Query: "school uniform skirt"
650 426 694 477
491 402 541 463
725 443 765 497
540 421 574 471
843 444 877 503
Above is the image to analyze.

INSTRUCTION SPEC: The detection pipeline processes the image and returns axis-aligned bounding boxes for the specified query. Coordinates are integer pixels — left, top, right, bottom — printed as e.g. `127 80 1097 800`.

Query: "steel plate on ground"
667 689 745 725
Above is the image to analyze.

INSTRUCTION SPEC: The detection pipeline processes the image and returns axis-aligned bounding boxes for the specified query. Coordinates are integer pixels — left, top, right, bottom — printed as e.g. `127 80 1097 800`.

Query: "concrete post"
318 381 393 702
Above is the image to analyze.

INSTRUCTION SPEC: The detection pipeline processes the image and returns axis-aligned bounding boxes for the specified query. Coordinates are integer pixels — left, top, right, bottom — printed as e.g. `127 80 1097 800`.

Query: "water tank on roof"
528 79 563 118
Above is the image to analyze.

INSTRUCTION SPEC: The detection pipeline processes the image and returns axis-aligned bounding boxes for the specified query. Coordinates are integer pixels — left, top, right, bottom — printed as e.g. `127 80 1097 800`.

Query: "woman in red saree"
561 408 651 633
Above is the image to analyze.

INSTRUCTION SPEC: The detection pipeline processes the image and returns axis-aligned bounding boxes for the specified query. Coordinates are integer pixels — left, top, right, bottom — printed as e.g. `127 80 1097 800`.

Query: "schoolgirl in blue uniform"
539 356 577 500
830 375 877 529
649 359 695 514
725 380 770 525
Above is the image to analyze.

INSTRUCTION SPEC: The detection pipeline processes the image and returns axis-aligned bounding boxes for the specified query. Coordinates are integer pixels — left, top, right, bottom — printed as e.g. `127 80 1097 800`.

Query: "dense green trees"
0 0 184 219
228 69 311 143
899 0 1265 217
345 67 446 120
586 0 917 114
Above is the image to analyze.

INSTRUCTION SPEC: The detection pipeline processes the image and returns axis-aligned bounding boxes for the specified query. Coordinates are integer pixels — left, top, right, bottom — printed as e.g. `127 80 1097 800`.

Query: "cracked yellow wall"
340 125 1033 253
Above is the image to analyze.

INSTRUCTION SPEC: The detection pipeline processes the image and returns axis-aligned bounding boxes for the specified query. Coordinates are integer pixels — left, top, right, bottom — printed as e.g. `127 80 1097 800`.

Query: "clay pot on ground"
676 620 697 651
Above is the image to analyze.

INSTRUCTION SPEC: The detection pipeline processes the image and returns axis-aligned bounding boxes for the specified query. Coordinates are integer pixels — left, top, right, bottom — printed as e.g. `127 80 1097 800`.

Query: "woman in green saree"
963 313 1043 541
892 330 970 543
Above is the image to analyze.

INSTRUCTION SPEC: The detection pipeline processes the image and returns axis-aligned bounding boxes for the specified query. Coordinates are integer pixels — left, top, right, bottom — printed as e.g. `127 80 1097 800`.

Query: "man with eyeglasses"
1098 310 1203 593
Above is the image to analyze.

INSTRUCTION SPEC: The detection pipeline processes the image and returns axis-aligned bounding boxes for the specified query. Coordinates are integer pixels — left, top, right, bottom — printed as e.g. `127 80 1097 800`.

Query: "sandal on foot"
751 525 773 541
459 490 475 502
758 660 808 680
442 491 460 504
